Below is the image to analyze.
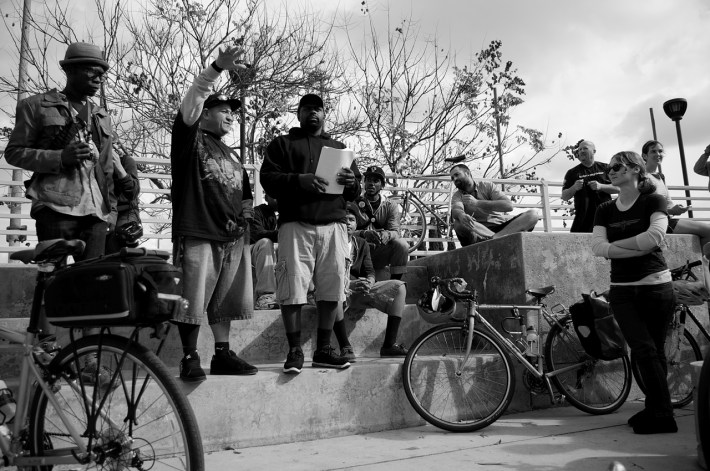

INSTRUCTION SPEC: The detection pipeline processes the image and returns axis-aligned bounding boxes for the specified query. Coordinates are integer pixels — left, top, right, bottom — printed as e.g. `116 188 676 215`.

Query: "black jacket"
261 127 361 225
250 203 278 244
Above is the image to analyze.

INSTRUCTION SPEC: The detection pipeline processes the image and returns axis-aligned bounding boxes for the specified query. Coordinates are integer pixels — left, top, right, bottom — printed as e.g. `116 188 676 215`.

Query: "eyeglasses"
607 163 627 175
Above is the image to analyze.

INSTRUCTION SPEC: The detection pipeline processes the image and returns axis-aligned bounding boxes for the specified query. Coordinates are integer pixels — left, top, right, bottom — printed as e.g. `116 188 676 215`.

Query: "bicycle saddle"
10 239 86 264
526 286 555 301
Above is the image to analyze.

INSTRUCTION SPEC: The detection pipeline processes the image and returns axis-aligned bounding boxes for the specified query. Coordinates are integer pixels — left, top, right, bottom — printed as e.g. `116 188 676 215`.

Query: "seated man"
332 203 409 361
449 163 539 246
353 165 409 280
251 193 279 310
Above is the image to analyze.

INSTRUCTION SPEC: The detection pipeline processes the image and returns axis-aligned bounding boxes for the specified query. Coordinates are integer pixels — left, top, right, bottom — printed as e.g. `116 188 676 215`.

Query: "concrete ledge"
182 359 425 451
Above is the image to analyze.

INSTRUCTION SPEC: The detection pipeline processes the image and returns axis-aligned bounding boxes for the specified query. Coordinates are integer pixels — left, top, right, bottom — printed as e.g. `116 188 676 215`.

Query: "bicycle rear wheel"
29 334 204 470
545 316 631 414
392 195 427 253
631 320 702 408
402 323 515 432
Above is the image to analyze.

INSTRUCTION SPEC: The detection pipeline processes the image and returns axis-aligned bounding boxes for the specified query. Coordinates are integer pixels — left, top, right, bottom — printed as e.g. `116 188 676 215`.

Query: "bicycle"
402 277 632 432
392 154 466 253
0 239 204 470
630 259 710 408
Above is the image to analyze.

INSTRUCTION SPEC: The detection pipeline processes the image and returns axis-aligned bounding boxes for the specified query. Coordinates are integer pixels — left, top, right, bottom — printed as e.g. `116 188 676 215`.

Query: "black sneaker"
380 343 408 357
283 349 305 374
312 345 351 369
340 345 357 362
180 353 207 383
210 350 258 376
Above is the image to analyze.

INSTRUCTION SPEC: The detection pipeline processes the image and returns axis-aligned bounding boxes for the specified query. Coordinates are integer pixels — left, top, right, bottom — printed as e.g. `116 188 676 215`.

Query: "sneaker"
81 356 119 390
255 293 279 310
340 345 357 362
283 349 305 374
210 350 258 376
312 345 351 369
180 353 207 383
380 343 408 357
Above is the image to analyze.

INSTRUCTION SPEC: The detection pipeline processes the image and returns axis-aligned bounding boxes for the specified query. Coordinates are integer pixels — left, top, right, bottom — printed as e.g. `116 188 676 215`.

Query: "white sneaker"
255 293 278 310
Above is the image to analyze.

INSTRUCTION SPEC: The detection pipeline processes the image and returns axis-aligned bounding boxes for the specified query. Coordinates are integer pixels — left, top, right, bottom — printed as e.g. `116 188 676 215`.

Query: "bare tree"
343 14 563 185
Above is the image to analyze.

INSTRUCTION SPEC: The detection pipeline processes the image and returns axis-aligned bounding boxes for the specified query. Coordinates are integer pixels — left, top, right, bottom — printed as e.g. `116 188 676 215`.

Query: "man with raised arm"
449 164 539 246
170 46 257 382
261 93 361 374
561 140 618 233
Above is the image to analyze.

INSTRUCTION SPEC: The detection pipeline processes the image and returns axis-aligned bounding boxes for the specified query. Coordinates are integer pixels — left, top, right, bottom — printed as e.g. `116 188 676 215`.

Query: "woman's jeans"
609 282 675 417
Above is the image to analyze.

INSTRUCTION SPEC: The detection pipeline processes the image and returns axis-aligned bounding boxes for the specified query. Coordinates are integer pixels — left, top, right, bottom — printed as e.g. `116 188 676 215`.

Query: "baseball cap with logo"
204 93 241 111
59 42 110 71
363 165 386 183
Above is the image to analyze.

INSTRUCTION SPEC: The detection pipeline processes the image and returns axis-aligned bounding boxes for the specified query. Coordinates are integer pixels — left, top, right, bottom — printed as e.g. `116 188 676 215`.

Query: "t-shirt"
593 193 668 283
563 161 612 233
170 113 252 242
451 180 511 228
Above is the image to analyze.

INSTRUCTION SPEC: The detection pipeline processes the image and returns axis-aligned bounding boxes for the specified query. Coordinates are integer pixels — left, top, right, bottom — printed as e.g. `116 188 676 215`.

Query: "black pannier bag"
44 248 185 327
569 290 626 361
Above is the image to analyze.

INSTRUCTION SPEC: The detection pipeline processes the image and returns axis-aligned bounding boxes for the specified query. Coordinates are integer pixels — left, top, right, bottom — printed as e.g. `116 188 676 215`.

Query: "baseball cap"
204 93 241 111
59 42 110 71
363 165 386 183
298 93 324 109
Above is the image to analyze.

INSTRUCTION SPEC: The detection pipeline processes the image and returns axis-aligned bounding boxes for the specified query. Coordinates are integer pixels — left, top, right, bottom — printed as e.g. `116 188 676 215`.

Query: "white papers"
315 147 355 194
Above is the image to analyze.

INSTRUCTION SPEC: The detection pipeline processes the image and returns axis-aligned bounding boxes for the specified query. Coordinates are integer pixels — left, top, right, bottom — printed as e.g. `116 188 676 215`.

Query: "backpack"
44 247 184 327
569 291 626 361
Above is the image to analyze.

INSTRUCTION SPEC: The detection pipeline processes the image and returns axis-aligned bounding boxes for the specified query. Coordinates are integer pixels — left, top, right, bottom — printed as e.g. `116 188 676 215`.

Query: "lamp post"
663 98 693 218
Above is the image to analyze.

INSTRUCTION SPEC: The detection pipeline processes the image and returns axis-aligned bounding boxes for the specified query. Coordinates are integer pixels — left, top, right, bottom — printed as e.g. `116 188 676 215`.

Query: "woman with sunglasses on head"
592 151 677 435
642 139 710 249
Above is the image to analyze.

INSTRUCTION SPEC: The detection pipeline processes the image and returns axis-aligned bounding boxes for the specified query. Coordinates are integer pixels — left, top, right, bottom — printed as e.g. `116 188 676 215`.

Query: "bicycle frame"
396 173 457 244
456 300 591 402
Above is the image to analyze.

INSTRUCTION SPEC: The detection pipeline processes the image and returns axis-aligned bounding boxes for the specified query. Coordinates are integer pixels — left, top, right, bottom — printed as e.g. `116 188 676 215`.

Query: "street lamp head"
663 98 687 121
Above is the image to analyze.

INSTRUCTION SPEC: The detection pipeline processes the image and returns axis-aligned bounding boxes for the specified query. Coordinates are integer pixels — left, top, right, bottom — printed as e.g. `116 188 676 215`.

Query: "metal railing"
2 157 709 262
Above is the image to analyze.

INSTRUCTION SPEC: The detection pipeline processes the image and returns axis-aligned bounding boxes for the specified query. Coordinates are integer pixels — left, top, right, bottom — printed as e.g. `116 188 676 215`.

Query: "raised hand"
215 45 249 72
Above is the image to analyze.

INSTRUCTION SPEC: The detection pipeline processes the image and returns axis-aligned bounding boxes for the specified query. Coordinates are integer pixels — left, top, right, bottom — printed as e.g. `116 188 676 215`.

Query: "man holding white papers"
261 93 362 374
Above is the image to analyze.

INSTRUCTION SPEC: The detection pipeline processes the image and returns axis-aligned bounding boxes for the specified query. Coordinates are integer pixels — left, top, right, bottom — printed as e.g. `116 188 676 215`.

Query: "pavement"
204 399 704 470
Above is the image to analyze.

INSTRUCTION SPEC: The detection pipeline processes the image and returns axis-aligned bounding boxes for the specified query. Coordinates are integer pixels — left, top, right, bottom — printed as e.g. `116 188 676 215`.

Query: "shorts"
172 236 248 325
347 279 405 313
276 221 348 305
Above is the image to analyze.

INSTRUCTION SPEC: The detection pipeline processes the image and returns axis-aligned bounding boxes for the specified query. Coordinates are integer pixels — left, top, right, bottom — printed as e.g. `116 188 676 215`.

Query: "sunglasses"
607 163 627 174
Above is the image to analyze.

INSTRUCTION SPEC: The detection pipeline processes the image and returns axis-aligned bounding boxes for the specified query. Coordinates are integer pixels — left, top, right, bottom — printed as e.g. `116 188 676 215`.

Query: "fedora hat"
59 42 109 71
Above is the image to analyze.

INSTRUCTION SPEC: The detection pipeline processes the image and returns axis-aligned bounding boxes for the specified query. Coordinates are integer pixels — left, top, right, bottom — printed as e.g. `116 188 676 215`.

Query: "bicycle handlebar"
430 276 476 301
670 260 702 281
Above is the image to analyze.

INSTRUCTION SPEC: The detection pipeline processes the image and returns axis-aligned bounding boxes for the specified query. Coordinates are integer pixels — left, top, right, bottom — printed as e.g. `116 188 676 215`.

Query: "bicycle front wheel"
545 316 631 414
29 334 204 470
402 323 515 432
393 195 427 253
631 328 702 408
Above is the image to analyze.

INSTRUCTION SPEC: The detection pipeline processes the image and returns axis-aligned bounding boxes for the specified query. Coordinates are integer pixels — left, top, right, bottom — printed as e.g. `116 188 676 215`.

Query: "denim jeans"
34 207 107 260
609 282 675 417
370 238 409 275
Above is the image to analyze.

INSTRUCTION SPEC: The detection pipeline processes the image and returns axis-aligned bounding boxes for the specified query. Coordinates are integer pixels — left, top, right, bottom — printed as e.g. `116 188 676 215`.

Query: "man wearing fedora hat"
170 45 257 382
6 42 117 354
6 41 115 259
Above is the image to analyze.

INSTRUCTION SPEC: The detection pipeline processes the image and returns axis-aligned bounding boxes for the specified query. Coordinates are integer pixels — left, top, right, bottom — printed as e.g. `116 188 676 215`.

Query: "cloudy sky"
1 0 709 188
323 0 710 187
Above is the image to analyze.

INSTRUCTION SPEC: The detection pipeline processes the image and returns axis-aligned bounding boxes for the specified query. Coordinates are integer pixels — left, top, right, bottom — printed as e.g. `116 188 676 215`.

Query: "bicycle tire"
698 350 710 467
402 323 515 432
28 334 204 471
631 328 702 408
545 315 631 415
392 195 427 253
